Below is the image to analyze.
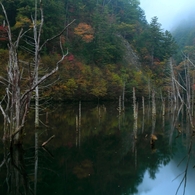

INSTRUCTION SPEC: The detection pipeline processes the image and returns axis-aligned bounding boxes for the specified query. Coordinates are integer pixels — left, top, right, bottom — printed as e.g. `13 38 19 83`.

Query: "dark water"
0 102 195 195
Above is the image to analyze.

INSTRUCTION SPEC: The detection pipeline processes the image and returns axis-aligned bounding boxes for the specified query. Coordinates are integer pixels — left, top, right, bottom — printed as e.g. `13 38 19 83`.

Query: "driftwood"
42 135 55 147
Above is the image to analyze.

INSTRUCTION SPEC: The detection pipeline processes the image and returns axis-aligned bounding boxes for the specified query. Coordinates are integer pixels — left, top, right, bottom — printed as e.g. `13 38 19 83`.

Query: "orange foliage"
74 23 94 43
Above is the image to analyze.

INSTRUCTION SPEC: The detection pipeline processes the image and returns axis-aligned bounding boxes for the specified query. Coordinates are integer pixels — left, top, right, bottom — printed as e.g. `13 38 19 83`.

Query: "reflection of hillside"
34 126 173 195
25 103 173 195
0 102 194 195
0 144 32 194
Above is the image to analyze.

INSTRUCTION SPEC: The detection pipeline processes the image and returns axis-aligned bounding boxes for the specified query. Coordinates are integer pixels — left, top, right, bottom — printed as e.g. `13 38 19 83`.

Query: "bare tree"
0 1 75 144
31 0 75 128
169 56 195 129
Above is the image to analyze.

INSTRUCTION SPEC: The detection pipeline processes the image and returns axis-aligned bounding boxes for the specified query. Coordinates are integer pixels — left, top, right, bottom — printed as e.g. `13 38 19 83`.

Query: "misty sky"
139 0 195 31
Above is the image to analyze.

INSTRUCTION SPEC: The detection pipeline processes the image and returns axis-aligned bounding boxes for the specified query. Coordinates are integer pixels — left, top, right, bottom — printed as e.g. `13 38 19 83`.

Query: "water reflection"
0 102 194 195
0 143 32 194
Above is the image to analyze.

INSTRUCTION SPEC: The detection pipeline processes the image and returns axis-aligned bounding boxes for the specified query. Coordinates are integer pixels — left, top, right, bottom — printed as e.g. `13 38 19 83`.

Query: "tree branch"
0 2 12 42
39 19 75 51
0 93 10 123
20 47 68 102
42 135 55 147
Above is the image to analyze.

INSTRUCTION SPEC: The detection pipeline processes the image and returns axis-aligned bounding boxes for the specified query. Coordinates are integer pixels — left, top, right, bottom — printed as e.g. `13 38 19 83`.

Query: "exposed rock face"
118 34 141 69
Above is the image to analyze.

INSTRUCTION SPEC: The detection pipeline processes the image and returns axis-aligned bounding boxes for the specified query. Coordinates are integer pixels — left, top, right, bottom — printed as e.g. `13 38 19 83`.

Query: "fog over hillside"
139 0 195 31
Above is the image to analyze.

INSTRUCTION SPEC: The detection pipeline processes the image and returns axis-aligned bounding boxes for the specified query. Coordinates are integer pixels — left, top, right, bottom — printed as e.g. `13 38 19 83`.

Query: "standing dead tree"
31 0 75 129
133 87 138 139
169 56 195 129
0 2 75 144
0 2 30 144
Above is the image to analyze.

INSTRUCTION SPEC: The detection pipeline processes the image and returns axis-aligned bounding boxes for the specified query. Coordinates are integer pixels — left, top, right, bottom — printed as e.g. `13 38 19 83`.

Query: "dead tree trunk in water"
152 89 156 116
184 57 194 128
79 101 81 147
34 0 41 129
133 88 138 139
34 131 39 195
169 56 195 129
133 88 137 120
170 58 177 104
76 115 78 147
32 1 75 128
0 2 75 144
191 71 195 116
122 82 125 111
0 3 29 144
142 96 145 115
162 99 165 116
118 95 121 115
147 77 151 100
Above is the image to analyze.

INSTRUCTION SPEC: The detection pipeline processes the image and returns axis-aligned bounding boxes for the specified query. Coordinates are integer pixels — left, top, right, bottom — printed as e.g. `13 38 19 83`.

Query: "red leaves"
0 25 8 41
68 54 74 61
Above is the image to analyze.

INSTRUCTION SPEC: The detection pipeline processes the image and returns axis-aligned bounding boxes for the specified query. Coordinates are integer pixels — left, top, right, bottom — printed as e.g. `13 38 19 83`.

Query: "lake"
0 101 194 195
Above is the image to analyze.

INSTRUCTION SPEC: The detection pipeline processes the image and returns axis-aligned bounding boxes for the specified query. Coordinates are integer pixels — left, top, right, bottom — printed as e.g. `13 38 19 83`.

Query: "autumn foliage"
74 23 94 43
0 0 179 101
0 25 8 41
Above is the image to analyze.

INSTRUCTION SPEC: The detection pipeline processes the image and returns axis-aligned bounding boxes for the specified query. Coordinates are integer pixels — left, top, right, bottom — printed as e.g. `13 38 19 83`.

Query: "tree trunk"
142 96 145 115
0 2 75 144
122 82 125 111
34 131 38 195
133 88 138 139
118 95 121 115
152 89 156 116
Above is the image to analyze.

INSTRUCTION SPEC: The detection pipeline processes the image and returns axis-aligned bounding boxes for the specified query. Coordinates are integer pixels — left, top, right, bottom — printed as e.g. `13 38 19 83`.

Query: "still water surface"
0 102 195 195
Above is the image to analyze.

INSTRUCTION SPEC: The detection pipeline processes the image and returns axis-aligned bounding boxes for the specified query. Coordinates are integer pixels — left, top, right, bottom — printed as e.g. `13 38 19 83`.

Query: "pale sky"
139 0 195 31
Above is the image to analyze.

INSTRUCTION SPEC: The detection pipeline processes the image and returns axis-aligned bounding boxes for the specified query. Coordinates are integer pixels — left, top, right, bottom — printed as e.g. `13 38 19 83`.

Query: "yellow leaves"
74 23 94 43
118 22 135 31
15 16 32 28
134 71 142 83
117 22 138 36
110 73 123 86
66 78 77 88
90 79 107 97
65 78 78 95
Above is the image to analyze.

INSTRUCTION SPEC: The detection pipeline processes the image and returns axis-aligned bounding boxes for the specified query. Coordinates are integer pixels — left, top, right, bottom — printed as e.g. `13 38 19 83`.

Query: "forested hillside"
0 0 177 101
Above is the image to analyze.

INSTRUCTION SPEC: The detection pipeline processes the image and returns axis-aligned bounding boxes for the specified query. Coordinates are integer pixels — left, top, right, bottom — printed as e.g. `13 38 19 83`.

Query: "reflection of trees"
0 131 55 195
36 122 173 195
0 143 32 195
173 129 195 195
33 103 173 195
66 132 170 194
175 139 192 195
1 102 193 195
166 102 195 195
